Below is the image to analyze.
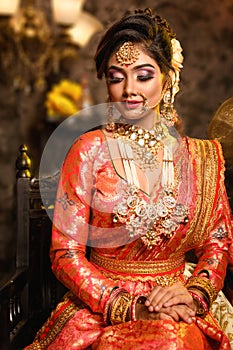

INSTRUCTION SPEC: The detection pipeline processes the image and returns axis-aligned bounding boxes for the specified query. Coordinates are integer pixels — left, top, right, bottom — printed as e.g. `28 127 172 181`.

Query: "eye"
137 75 154 81
107 71 124 84
137 69 155 82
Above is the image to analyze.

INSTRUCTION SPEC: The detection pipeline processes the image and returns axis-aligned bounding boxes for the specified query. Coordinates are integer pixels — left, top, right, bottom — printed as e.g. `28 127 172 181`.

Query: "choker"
113 123 166 170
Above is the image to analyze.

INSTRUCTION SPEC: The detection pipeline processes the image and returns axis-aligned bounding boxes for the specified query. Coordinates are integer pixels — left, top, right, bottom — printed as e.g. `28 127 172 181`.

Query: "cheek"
147 80 163 99
108 85 122 101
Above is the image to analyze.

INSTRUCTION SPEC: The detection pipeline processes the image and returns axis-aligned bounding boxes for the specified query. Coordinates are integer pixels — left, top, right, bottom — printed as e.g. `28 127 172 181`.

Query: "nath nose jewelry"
137 92 149 112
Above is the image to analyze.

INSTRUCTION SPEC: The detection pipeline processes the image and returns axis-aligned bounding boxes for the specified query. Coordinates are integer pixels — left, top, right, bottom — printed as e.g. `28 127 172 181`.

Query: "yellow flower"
45 79 83 118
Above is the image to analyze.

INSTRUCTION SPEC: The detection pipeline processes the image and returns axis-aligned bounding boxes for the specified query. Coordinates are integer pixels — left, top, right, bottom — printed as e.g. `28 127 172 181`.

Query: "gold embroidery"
27 292 81 349
174 139 219 253
91 250 185 285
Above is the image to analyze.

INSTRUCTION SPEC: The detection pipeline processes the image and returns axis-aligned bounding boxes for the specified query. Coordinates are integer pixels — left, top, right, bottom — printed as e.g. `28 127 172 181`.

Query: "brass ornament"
115 42 140 66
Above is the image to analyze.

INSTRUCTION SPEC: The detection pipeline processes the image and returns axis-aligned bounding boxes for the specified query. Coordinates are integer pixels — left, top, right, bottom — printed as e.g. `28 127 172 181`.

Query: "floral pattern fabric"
25 130 233 349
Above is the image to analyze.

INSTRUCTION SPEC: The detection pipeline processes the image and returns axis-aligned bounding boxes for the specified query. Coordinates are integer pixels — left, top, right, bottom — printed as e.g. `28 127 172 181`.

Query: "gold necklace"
113 123 166 170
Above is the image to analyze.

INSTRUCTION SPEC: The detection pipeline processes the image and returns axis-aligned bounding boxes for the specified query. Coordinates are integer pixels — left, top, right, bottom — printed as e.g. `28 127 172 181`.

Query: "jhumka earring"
105 96 115 132
160 88 178 126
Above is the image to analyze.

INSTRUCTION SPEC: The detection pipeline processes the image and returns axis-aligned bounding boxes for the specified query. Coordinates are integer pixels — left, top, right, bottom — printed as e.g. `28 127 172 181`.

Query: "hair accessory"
116 42 140 66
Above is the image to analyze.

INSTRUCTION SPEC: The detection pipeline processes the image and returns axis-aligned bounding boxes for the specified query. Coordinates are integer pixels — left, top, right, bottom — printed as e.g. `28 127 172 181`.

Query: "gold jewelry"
109 292 133 325
186 276 217 306
105 96 115 132
160 89 178 126
113 122 165 170
115 42 140 66
113 182 188 249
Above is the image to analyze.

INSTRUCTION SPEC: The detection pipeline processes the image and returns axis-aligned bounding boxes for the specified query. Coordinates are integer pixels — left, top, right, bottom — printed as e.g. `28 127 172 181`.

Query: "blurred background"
0 0 233 275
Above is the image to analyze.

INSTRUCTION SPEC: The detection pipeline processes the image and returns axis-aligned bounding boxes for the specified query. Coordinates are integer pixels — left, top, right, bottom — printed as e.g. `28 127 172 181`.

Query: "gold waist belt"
90 250 185 285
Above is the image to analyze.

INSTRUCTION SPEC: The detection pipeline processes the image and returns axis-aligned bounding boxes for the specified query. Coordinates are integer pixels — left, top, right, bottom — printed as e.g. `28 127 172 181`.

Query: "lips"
123 100 143 109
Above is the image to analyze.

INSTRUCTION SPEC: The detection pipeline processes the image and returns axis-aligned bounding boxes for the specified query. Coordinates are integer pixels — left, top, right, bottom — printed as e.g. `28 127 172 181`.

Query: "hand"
145 282 196 317
135 302 195 324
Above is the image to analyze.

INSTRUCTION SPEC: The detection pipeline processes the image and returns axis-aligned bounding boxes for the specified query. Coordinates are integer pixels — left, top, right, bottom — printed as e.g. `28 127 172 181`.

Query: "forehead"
108 45 158 69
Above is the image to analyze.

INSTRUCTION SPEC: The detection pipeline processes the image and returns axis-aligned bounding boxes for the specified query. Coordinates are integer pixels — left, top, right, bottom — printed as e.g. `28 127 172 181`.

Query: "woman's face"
106 45 165 122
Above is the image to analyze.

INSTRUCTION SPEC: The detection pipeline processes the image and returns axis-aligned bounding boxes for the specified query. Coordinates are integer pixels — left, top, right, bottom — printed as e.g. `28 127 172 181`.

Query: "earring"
105 96 115 132
160 89 177 126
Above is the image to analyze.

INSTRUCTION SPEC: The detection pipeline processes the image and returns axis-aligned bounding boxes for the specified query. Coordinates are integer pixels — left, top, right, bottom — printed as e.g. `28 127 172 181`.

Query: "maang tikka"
116 42 140 66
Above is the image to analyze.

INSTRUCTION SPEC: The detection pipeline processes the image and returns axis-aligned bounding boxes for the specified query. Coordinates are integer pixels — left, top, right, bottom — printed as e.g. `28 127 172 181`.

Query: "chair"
0 145 67 350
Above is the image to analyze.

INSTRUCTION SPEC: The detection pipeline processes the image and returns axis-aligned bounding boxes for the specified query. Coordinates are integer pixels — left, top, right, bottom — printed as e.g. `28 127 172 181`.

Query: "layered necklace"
110 123 189 249
113 122 166 170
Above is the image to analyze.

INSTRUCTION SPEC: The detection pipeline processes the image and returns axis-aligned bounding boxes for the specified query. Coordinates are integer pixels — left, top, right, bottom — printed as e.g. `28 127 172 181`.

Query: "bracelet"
189 290 209 318
103 287 122 324
109 292 134 325
130 295 147 321
186 276 217 306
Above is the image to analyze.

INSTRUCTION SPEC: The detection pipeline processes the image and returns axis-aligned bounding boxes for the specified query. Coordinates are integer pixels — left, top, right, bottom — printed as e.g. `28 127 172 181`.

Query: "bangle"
109 292 134 325
186 276 217 306
103 287 122 324
130 295 147 321
189 290 208 318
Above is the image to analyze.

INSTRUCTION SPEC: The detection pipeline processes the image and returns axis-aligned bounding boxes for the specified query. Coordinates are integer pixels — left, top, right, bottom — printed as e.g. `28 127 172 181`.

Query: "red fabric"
24 131 233 349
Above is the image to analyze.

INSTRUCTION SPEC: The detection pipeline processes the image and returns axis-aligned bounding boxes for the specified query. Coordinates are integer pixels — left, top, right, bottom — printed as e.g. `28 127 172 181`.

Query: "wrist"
188 289 209 318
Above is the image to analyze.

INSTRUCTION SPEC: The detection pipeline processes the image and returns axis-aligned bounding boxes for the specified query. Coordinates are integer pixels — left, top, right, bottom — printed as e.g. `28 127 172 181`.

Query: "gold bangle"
186 276 217 306
110 292 134 325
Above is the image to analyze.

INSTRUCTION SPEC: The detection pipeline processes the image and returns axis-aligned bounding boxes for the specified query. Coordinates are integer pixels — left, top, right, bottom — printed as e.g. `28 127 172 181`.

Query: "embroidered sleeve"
50 131 118 314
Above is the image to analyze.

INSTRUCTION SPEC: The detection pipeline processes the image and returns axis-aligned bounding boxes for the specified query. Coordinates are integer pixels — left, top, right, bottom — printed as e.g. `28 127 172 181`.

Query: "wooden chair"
0 145 66 350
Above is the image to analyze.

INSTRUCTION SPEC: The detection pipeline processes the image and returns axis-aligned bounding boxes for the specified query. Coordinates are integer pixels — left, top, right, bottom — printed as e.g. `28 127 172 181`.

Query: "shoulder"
63 129 106 164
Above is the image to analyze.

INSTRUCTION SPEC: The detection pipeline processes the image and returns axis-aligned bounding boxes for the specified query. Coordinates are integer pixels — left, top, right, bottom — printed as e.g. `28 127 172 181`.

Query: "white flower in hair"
170 38 184 101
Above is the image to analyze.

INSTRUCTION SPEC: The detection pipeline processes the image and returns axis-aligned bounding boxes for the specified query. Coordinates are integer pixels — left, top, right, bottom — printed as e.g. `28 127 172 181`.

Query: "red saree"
24 130 233 349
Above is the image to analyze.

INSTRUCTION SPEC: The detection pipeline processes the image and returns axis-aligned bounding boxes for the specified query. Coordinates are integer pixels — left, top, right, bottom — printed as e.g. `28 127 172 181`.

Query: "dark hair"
94 8 176 79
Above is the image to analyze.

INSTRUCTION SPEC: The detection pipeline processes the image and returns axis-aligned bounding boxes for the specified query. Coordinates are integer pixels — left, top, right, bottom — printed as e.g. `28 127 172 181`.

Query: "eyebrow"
107 64 156 72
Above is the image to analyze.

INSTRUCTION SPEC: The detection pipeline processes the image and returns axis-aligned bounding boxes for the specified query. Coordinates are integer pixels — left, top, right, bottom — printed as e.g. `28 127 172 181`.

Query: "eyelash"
137 75 154 81
107 74 154 84
108 77 124 84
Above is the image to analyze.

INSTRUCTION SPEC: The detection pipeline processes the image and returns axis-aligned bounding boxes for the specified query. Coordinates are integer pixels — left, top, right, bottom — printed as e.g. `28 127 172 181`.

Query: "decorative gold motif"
113 122 165 170
176 139 220 254
115 42 140 66
28 292 81 349
91 250 185 285
110 292 133 325
186 276 218 306
113 184 189 249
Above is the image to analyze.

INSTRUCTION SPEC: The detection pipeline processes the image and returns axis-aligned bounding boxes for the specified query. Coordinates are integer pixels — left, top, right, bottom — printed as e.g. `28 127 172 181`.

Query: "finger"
164 293 194 309
172 305 195 324
145 286 163 306
151 288 186 311
158 313 174 321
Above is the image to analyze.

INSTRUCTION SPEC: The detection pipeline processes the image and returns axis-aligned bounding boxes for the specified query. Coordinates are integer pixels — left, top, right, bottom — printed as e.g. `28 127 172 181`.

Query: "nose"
123 76 136 97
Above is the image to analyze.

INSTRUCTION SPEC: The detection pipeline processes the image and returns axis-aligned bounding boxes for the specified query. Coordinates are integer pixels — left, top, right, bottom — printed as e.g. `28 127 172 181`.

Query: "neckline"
101 128 164 198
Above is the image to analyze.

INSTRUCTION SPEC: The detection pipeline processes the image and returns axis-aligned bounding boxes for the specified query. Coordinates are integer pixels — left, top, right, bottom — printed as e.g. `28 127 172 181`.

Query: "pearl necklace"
112 134 189 249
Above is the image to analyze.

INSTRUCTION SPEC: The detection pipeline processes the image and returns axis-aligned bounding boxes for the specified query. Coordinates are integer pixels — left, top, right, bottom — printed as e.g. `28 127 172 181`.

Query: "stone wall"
0 0 233 272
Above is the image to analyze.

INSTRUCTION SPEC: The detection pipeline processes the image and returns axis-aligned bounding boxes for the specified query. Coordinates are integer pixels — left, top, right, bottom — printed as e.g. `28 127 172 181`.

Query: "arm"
50 132 118 315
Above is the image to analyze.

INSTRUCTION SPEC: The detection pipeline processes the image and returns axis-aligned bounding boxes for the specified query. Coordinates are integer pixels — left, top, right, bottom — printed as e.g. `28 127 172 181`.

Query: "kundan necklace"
113 122 166 170
112 133 189 249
